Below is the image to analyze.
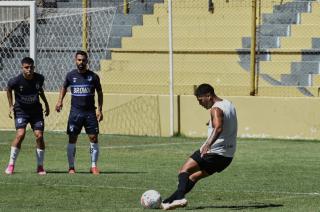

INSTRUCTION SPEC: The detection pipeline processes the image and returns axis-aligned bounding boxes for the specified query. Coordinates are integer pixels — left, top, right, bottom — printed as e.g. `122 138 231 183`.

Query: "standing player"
55 50 103 175
161 83 237 210
5 57 50 175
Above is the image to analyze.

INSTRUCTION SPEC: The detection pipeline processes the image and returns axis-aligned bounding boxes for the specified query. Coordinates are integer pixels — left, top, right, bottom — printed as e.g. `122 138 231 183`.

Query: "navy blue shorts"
14 114 44 131
67 110 99 135
190 150 233 175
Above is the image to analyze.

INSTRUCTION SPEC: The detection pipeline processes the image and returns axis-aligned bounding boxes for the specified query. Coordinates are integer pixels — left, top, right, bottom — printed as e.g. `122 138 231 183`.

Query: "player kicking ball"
55 51 103 175
161 83 237 210
4 57 50 175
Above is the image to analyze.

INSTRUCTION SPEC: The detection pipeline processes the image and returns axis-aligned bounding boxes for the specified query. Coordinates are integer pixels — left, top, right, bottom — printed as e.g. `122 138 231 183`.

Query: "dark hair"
75 50 88 59
21 57 34 65
194 83 215 97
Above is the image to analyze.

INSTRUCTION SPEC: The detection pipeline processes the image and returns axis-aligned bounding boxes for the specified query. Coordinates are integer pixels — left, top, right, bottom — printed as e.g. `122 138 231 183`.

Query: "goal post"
0 1 36 61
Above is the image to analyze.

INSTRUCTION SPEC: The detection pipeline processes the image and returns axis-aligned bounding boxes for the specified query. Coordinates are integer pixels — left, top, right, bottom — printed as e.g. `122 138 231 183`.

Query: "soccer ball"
140 190 162 209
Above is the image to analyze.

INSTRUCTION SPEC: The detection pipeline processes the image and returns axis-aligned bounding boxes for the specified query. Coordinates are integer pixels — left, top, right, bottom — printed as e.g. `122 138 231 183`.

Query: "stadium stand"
0 0 161 91
251 0 320 96
1 0 320 96
100 0 320 97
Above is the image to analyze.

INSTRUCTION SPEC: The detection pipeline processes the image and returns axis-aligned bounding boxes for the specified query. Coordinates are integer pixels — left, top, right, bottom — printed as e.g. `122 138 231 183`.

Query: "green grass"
0 131 319 211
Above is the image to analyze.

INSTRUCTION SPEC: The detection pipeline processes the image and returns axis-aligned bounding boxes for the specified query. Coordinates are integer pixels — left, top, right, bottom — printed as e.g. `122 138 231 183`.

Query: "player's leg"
178 153 233 196
66 111 82 174
84 111 100 175
67 134 78 173
88 134 100 175
31 117 46 175
163 157 202 204
5 117 27 175
34 130 46 175
162 150 214 210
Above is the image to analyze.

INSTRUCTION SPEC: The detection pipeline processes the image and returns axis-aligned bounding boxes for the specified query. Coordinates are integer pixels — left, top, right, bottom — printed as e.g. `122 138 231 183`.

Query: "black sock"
163 172 190 203
175 172 190 200
185 179 196 194
163 190 178 203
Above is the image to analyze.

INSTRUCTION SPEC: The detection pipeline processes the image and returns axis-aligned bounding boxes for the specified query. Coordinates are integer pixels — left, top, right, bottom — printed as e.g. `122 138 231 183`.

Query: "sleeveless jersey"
206 99 237 157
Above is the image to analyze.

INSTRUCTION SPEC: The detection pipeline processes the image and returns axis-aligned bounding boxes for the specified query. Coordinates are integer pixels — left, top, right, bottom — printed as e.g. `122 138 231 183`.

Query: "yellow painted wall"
1 92 320 140
180 96 320 140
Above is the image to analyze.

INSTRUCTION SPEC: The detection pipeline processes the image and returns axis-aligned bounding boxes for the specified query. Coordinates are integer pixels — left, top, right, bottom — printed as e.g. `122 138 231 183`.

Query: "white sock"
90 142 99 168
36 148 45 166
9 146 20 165
67 143 76 168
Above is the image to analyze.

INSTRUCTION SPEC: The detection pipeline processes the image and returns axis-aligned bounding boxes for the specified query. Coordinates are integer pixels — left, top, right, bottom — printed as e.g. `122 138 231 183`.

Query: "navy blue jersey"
63 69 102 111
7 73 44 114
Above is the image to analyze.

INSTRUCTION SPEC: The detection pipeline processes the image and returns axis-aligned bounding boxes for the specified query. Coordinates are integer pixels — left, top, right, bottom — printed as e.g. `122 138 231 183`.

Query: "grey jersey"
206 99 237 157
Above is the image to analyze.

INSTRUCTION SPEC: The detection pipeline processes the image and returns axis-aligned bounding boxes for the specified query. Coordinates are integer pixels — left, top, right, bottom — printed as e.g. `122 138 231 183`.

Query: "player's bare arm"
55 87 67 112
39 88 50 116
96 90 103 122
6 88 14 119
200 107 224 157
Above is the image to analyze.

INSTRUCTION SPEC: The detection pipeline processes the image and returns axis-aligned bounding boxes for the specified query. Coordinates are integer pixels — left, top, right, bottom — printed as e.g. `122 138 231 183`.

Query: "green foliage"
0 131 319 211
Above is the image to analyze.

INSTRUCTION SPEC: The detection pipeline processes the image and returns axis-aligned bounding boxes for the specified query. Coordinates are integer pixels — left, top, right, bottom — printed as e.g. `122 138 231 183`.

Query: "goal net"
0 1 35 90
0 4 116 91
0 2 116 131
37 6 116 91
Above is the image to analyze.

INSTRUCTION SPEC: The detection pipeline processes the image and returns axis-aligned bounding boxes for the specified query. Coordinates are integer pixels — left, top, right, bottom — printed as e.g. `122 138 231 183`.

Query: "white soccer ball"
140 190 162 209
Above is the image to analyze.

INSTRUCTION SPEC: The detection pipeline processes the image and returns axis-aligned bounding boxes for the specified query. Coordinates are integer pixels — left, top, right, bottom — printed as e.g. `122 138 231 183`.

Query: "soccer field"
0 131 319 211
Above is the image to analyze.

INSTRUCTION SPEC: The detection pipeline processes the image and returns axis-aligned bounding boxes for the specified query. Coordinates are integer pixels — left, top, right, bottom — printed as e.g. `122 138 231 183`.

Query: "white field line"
0 181 319 197
0 141 200 149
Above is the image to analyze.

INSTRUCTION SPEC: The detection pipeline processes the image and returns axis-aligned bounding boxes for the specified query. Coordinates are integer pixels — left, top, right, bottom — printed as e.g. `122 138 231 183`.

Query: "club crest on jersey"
72 78 77 83
17 118 23 124
87 76 92 82
69 125 74 132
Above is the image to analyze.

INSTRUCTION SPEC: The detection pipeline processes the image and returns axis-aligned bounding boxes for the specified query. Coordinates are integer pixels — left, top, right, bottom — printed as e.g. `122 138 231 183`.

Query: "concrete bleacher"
99 0 320 97
2 0 319 96
101 0 257 95
0 0 161 91
240 0 320 96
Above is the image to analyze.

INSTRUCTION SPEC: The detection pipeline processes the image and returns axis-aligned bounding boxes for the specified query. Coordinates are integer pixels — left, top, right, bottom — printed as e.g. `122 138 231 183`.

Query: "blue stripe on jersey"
71 84 94 96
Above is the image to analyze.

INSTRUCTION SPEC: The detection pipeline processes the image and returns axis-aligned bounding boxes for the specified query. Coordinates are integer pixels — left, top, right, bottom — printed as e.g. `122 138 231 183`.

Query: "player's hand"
200 142 210 157
8 106 14 119
44 105 50 117
96 110 103 122
55 102 63 112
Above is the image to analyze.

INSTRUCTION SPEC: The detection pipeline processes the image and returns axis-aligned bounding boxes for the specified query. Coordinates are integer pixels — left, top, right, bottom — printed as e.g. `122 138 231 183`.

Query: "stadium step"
132 25 251 38
101 83 252 96
120 37 243 49
100 59 247 73
100 71 252 86
110 52 241 62
301 12 320 24
259 61 292 75
290 25 320 37
258 86 318 97
142 14 252 26
280 37 314 49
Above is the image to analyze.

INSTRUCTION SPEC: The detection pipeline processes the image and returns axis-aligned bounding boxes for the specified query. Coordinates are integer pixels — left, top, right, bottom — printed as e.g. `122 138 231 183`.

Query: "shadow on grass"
186 203 283 210
46 170 146 175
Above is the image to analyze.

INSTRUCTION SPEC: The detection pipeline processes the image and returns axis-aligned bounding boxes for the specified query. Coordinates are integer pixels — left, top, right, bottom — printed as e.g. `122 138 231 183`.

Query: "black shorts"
67 110 99 135
14 115 44 131
190 150 233 175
